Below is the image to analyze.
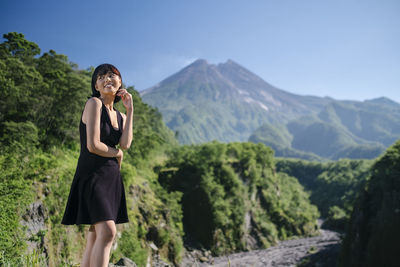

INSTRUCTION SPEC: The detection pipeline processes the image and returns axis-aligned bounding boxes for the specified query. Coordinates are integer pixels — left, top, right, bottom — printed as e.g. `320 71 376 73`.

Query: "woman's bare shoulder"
84 97 102 111
86 97 102 106
82 97 102 123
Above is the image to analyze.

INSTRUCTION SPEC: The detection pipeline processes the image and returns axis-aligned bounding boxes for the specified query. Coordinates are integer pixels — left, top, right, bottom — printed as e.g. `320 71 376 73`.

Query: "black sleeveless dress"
61 101 129 225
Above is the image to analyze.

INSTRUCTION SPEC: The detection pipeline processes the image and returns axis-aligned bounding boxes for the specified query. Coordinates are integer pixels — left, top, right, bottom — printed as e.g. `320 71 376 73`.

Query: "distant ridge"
364 96 400 107
141 59 400 159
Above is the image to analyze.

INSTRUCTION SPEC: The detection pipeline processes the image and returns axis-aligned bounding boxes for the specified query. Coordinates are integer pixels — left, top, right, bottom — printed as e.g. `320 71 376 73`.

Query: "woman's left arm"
117 89 133 150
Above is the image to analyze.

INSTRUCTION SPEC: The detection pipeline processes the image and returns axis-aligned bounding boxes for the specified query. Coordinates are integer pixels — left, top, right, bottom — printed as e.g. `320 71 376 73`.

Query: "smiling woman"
91 64 123 103
61 63 134 267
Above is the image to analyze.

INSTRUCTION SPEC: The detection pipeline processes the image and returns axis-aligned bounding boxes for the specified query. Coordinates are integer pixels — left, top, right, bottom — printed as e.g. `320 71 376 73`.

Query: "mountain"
251 98 400 160
141 59 400 159
141 59 331 144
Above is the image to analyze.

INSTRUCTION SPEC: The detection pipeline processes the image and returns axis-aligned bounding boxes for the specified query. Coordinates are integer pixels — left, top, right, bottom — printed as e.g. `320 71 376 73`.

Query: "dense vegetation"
158 142 319 254
339 140 400 267
276 158 373 231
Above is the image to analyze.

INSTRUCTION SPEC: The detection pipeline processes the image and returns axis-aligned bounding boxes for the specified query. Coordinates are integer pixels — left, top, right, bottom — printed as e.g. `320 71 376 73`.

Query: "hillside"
276 158 372 231
158 142 320 254
339 140 400 266
252 99 398 160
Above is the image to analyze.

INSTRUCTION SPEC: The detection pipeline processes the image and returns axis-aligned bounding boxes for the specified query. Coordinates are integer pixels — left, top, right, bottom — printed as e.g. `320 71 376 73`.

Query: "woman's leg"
90 220 117 267
81 225 96 267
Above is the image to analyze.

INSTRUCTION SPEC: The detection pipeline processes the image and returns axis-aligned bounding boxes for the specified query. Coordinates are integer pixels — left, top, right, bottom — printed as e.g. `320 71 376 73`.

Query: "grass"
0 249 48 267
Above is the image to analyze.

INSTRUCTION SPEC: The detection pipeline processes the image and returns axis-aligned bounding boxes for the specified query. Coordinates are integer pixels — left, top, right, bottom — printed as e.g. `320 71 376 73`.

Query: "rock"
199 256 209 262
149 242 158 251
115 257 138 267
20 200 48 257
180 248 214 266
112 231 121 251
152 253 172 267
21 201 47 236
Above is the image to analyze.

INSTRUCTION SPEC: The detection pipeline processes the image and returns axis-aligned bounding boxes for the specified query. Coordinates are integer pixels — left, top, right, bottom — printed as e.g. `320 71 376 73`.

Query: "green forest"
1 32 399 266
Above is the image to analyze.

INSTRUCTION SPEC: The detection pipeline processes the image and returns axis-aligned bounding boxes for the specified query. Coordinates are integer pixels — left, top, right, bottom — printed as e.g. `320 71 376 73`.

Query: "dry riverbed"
182 223 340 267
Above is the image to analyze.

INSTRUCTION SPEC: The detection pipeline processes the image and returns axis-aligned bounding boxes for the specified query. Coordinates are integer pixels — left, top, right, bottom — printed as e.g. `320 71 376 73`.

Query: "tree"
0 32 40 59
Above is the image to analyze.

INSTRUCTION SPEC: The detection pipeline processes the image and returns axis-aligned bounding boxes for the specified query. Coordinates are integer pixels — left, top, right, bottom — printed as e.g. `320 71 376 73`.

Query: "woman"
61 64 133 267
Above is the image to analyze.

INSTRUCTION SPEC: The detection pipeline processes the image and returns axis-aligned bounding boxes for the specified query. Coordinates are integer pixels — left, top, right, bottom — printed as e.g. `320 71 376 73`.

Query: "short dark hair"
91 63 122 103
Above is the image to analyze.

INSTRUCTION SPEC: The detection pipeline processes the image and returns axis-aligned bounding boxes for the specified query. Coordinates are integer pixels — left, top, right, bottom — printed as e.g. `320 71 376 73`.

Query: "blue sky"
1 0 399 102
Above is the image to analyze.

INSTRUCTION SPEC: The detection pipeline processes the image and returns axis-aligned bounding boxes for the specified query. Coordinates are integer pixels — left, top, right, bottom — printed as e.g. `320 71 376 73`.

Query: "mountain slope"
141 59 331 144
252 98 397 160
317 100 400 146
248 122 322 161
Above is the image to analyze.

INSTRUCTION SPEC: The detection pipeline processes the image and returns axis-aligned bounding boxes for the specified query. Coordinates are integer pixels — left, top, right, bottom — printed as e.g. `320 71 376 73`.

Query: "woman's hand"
116 149 123 169
117 89 133 112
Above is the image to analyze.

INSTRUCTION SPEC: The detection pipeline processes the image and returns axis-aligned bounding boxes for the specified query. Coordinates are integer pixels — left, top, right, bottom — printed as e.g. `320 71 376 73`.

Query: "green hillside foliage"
0 143 37 262
248 122 293 150
124 88 178 164
0 32 182 266
251 111 386 160
286 118 384 160
165 99 268 144
276 159 372 231
331 144 385 160
319 101 400 147
158 142 319 255
288 119 358 158
248 122 322 161
339 140 400 267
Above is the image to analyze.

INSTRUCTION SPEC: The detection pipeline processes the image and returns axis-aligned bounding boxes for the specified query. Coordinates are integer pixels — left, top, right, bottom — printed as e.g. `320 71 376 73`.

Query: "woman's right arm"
83 97 122 159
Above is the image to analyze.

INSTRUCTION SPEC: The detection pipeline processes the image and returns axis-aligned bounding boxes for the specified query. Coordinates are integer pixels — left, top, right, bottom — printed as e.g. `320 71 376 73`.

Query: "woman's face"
95 71 122 96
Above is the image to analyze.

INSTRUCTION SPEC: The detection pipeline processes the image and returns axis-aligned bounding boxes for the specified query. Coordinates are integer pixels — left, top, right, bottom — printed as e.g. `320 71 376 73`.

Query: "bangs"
94 64 121 79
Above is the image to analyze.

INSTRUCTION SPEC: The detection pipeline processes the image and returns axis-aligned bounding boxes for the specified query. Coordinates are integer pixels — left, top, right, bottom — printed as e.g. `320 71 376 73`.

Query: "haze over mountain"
141 59 400 160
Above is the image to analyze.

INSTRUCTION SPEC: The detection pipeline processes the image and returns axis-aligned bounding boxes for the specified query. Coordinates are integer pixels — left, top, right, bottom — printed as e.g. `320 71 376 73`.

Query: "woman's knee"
95 220 117 242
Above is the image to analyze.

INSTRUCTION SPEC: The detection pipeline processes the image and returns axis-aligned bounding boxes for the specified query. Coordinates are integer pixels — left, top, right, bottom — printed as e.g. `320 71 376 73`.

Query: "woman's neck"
99 95 114 111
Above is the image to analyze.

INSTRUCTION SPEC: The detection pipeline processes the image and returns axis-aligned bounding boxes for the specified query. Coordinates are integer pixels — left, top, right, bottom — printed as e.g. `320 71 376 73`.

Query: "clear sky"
1 0 399 102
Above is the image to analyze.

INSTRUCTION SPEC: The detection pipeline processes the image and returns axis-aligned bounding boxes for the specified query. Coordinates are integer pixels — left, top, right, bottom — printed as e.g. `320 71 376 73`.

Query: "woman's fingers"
117 89 131 99
116 89 133 110
117 89 126 96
